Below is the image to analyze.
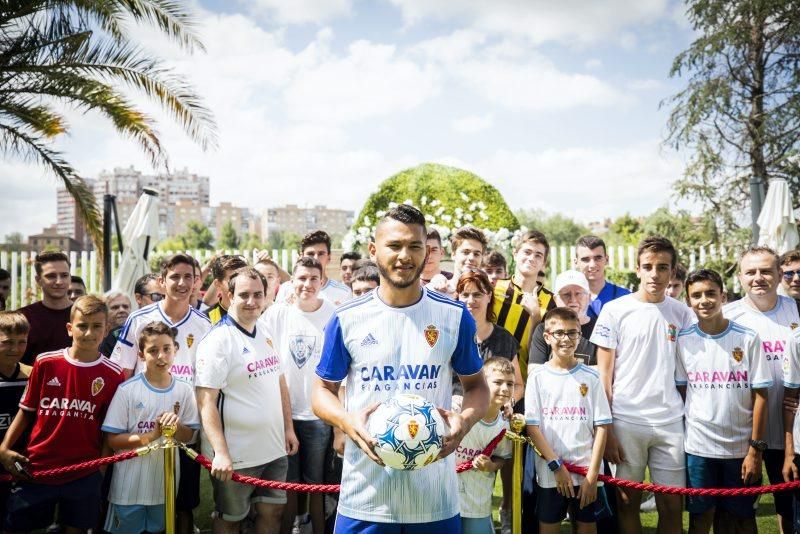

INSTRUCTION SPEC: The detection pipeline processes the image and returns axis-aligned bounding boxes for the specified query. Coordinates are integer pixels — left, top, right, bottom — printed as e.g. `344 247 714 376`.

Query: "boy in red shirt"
0 295 124 533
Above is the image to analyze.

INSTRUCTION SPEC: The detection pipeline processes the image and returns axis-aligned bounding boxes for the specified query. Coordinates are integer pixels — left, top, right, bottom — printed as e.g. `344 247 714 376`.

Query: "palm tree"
0 0 217 257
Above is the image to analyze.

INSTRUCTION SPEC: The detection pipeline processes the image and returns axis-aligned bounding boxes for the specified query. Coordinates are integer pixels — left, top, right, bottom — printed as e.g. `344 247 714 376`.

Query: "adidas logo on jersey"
360 333 378 347
46 377 61 387
135 402 145 410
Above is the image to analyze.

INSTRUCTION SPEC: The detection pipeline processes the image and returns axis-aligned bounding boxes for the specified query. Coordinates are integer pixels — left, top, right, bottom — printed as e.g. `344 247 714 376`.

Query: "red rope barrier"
0 449 140 482
192 428 509 493
563 461 800 496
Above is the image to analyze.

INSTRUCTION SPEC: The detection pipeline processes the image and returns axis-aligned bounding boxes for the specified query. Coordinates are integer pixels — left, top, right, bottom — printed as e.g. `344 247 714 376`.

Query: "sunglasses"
147 292 165 302
782 270 800 280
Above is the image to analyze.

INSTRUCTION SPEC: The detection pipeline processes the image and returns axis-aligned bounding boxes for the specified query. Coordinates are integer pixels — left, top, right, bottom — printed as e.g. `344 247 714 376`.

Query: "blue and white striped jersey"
111 302 211 385
316 287 483 524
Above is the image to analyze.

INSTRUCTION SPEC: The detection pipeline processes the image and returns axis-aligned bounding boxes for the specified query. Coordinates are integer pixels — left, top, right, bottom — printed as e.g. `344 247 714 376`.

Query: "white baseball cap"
554 270 590 294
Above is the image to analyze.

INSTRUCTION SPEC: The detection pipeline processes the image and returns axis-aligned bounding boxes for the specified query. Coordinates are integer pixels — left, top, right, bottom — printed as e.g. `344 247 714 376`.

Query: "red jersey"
20 349 123 483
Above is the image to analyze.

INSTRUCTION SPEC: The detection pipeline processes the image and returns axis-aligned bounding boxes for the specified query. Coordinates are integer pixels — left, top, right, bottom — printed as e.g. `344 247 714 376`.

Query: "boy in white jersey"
111 253 210 533
676 269 770 533
312 204 489 533
527 307 610 534
591 236 693 534
103 321 200 534
275 230 352 306
724 245 799 532
456 357 513 534
261 256 335 534
196 267 298 534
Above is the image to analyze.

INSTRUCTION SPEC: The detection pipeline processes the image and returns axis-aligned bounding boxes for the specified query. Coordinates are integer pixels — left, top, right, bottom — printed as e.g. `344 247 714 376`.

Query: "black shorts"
5 471 103 531
765 449 793 517
535 484 611 525
176 447 201 511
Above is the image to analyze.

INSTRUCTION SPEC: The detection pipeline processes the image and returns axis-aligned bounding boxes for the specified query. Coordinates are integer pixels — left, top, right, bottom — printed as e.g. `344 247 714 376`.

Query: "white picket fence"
1 244 738 310
0 248 296 310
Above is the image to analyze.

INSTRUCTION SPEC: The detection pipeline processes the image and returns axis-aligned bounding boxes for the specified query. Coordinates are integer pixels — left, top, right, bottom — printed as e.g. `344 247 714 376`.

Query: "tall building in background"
262 204 354 239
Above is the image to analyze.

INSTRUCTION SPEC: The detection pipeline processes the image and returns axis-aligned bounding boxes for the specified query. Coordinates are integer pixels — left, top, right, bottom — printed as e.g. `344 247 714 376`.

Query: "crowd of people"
0 203 799 534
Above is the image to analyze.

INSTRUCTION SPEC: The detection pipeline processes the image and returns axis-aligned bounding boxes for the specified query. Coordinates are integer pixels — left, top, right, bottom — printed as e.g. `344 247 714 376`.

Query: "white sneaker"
499 508 512 534
640 494 657 512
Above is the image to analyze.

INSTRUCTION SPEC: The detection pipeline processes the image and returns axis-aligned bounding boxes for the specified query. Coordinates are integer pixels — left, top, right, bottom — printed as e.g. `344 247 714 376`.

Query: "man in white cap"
528 270 596 369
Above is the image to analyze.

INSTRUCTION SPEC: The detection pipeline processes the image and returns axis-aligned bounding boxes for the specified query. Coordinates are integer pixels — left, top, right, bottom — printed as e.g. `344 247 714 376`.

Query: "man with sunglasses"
780 250 800 302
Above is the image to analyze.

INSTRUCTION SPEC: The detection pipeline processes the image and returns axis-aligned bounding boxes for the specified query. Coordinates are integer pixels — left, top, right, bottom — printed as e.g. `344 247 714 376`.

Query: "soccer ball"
367 394 448 470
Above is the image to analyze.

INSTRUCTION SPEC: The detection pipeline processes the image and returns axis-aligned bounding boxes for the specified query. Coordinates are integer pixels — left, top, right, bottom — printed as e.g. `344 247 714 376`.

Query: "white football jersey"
456 413 511 518
315 288 483 523
275 278 352 307
525 363 612 487
259 300 335 420
724 296 800 449
111 302 210 385
195 315 286 468
590 294 693 426
102 374 200 505
676 322 772 458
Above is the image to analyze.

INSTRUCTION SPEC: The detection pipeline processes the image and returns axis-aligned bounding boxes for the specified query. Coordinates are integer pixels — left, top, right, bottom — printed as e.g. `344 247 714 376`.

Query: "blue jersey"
587 281 630 320
316 287 482 523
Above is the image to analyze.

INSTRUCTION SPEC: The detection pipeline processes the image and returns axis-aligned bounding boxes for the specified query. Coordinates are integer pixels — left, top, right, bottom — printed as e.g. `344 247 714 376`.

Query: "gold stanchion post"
162 403 179 534
509 414 526 534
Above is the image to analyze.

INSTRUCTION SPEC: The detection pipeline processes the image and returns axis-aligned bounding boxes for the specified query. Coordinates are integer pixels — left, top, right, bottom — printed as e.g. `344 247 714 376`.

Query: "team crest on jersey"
424 325 439 348
186 334 194 348
266 337 274 349
91 377 105 396
289 335 316 368
792 323 799 330
579 383 588 397
732 347 744 363
407 419 419 439
667 323 677 342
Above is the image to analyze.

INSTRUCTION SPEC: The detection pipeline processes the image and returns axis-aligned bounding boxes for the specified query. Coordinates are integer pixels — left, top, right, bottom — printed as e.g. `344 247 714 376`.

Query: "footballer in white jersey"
313 205 488 531
111 302 211 385
275 278 352 307
723 296 799 449
676 322 772 458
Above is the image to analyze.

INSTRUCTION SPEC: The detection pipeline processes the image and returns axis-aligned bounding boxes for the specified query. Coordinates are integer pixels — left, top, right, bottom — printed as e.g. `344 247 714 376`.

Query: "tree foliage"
217 220 240 249
156 220 213 250
0 0 217 258
515 209 589 245
664 0 800 232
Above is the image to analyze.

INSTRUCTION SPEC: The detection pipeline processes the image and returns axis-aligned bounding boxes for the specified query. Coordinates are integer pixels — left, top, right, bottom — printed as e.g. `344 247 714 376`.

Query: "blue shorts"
288 418 332 484
460 516 493 534
4 471 103 531
535 484 610 524
334 514 461 533
686 453 758 517
104 503 165 534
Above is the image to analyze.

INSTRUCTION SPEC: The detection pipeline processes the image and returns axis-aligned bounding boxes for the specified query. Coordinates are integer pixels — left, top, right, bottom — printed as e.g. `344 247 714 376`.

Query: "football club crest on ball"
407 420 419 439
667 324 677 342
580 383 588 397
424 325 439 348
91 377 105 396
186 334 194 348
732 347 743 363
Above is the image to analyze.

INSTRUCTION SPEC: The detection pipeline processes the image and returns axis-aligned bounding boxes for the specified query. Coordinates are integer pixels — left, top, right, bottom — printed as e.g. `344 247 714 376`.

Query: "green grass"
193 467 785 533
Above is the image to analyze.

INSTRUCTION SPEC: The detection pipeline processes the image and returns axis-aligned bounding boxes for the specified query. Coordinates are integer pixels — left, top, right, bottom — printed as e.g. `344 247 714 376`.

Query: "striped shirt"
676 322 772 458
102 374 200 505
316 287 483 523
525 363 611 487
492 279 556 381
724 296 800 449
111 302 211 385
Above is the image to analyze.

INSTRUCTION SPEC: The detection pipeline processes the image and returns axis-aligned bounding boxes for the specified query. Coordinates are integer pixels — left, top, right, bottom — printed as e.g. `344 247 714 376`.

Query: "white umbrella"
757 178 799 254
112 189 160 310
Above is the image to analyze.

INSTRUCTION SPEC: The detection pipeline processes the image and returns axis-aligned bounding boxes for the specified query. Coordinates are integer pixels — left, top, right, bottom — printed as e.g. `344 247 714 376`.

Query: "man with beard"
312 204 488 532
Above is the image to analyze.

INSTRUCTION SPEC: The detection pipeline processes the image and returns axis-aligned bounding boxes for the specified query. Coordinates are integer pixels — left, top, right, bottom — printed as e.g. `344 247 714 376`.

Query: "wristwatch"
749 439 767 452
547 458 563 472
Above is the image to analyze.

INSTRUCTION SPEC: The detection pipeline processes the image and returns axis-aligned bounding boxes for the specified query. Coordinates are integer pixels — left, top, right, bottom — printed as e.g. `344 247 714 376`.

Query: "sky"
0 0 699 240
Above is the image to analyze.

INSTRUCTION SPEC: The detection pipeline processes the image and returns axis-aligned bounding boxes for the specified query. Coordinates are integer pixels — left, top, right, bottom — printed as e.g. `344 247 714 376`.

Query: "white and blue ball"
367 394 448 470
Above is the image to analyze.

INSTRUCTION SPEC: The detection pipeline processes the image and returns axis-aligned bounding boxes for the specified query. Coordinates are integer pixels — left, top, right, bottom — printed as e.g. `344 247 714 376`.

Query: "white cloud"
248 0 352 25
390 0 670 45
585 58 603 70
451 114 494 134
627 79 663 91
0 162 59 239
